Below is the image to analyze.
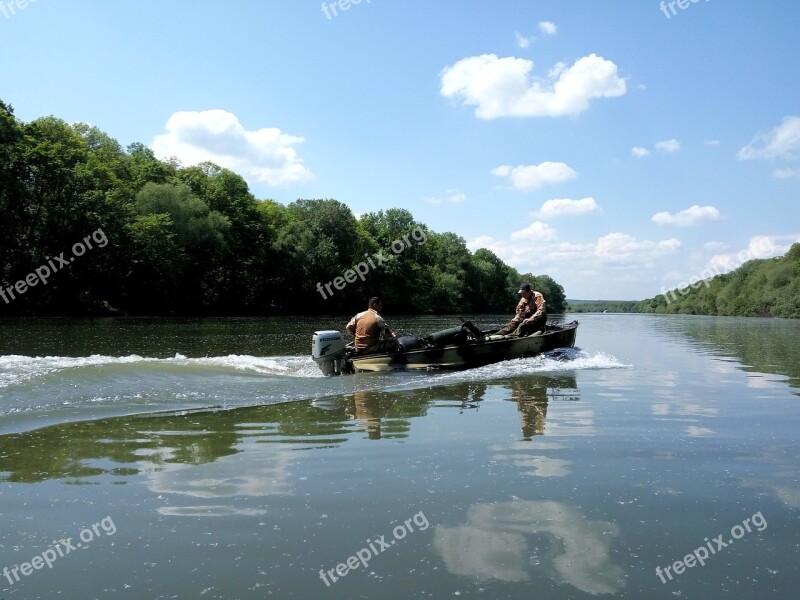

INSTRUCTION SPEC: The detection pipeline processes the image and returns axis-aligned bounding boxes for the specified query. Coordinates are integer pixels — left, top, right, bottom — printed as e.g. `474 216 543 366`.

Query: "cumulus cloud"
515 31 533 48
651 205 722 227
151 109 314 186
440 53 626 119
655 139 681 154
424 188 467 204
773 167 800 179
631 146 651 158
468 227 680 270
532 197 600 219
510 221 558 241
703 241 727 252
738 116 800 161
491 161 577 191
594 233 681 263
706 236 780 272
538 21 557 35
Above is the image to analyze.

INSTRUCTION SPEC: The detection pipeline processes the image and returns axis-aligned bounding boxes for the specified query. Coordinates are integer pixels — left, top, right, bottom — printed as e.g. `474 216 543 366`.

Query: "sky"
2 0 799 300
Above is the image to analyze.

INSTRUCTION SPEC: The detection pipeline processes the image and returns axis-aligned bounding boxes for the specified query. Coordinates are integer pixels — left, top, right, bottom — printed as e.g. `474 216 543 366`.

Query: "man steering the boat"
346 296 400 354
496 283 547 337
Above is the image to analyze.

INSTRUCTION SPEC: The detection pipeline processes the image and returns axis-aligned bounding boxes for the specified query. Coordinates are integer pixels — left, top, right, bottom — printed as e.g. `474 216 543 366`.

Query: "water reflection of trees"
0 402 353 483
0 389 434 483
0 373 582 484
671 318 800 393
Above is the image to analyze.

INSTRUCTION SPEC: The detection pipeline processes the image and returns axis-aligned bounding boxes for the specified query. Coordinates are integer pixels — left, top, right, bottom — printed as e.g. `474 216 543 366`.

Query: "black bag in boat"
397 335 425 351
425 326 467 347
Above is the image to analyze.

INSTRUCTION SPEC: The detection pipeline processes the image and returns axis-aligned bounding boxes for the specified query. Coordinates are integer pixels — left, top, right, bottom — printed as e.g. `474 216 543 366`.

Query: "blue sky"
2 0 799 300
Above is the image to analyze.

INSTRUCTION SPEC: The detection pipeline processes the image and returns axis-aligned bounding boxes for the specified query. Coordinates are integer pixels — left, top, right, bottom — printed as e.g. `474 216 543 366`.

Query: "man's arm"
377 315 397 339
524 295 546 323
346 315 357 336
513 298 526 321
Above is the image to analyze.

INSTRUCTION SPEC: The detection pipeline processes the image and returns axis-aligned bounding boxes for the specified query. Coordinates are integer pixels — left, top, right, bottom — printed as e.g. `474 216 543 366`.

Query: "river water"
1 314 798 599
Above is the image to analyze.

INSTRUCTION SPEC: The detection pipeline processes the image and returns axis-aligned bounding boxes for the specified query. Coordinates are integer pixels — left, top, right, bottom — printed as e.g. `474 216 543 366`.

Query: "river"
1 314 798 599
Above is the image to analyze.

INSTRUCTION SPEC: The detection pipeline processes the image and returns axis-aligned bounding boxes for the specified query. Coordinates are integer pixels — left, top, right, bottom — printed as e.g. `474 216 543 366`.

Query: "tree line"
638 243 800 318
566 300 640 313
0 100 566 317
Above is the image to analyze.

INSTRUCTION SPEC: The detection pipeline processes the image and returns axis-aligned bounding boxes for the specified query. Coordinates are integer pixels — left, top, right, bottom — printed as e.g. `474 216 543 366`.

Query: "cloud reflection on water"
433 500 625 595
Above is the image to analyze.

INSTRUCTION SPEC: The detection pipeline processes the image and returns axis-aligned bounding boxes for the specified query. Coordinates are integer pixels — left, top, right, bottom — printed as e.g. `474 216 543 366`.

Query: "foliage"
567 300 640 313
0 101 568 316
638 244 800 318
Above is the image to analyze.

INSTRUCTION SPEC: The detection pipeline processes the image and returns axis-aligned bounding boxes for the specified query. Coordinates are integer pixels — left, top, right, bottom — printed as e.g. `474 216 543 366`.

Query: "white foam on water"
0 353 322 389
387 349 631 390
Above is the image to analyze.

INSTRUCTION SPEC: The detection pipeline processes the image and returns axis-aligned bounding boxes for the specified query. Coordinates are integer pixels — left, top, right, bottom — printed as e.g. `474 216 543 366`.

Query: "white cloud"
532 197 600 219
440 53 626 119
510 221 558 241
631 146 650 158
424 188 467 204
151 109 314 186
515 31 533 49
738 116 800 161
707 236 780 272
773 167 800 179
491 161 577 191
703 241 727 252
704 139 721 146
652 205 722 227
538 21 557 35
594 233 681 263
655 139 681 154
468 229 680 270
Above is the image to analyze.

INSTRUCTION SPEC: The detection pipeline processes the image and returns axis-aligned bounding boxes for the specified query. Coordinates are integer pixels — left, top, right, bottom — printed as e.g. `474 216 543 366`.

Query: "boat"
311 319 579 375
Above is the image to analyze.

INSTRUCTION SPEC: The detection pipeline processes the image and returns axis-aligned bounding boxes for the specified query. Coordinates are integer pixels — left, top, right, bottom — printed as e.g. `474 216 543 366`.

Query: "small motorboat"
311 319 579 375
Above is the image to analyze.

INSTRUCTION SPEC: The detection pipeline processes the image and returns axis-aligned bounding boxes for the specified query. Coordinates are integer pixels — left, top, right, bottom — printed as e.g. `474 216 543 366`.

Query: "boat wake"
0 348 628 435
0 353 322 390
385 348 630 391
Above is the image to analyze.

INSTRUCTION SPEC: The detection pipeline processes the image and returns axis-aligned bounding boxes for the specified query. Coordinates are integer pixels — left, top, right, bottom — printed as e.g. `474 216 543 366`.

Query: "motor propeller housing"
311 331 348 376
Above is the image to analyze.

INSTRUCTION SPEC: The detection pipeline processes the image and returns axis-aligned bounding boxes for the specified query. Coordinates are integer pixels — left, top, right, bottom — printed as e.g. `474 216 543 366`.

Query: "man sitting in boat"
346 296 400 354
496 283 547 337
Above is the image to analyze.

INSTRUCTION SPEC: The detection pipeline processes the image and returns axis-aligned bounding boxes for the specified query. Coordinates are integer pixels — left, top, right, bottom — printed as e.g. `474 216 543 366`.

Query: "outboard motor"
311 331 349 376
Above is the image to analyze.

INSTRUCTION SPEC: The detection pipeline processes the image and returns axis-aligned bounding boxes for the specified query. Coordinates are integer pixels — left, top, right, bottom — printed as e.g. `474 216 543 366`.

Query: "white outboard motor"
311 331 348 376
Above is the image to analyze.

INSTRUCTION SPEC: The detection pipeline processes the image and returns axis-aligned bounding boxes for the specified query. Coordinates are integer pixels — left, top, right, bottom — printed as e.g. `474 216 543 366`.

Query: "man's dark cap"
517 283 532 293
